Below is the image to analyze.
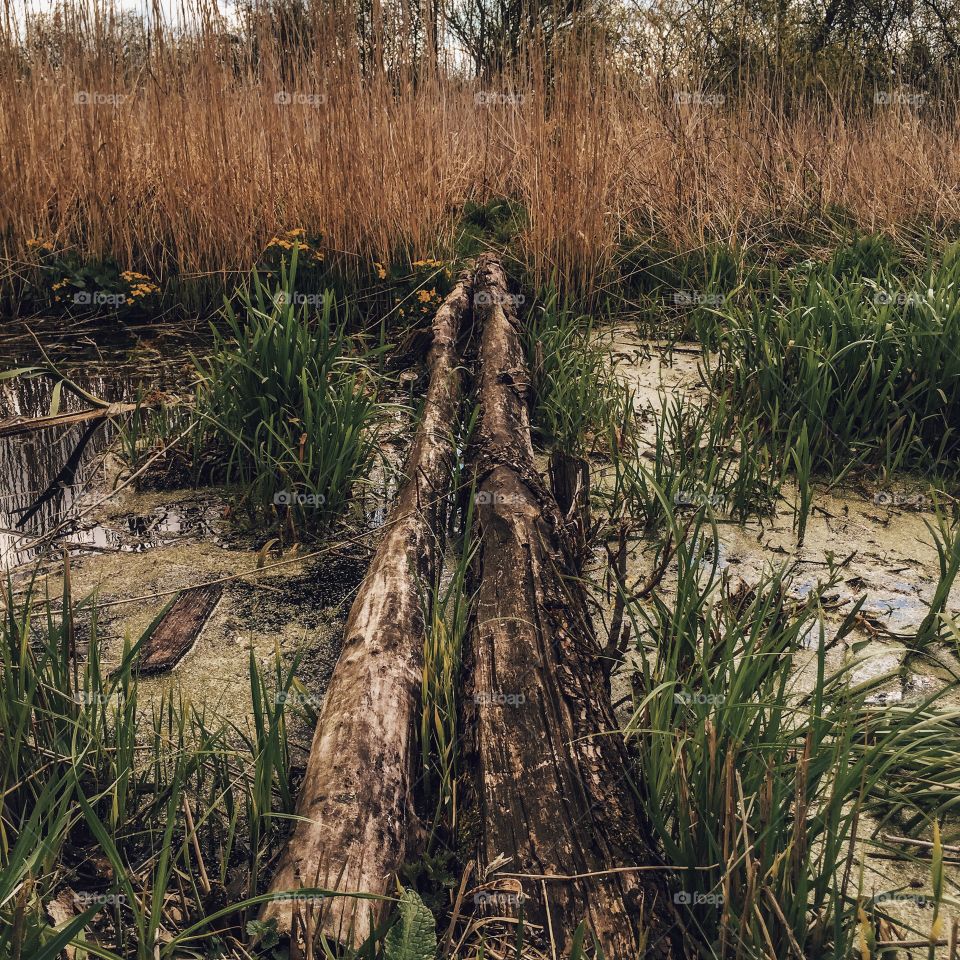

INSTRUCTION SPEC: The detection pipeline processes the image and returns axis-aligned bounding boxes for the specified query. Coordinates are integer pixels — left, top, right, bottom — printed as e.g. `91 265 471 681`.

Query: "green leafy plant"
705 245 960 484
624 495 957 958
383 888 437 960
192 252 384 528
524 290 627 458
26 239 162 315
0 569 309 960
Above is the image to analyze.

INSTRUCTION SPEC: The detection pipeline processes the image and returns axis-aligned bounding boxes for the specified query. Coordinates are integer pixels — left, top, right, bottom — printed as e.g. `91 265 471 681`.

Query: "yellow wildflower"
374 262 387 280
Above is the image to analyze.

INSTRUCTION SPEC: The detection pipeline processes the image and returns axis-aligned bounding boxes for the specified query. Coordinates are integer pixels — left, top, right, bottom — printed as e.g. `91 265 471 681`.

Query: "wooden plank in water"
137 583 223 675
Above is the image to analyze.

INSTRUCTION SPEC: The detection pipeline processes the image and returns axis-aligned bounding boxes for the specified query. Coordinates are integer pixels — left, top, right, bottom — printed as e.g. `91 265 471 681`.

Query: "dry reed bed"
3 10 960 294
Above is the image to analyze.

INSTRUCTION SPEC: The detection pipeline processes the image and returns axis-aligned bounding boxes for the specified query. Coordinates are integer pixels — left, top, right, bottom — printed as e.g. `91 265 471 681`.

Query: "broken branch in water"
0 401 140 438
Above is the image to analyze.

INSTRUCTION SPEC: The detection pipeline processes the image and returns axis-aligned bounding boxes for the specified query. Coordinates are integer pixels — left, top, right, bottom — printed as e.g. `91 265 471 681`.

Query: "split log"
134 584 224 675
0 402 139 438
262 271 473 947
460 254 674 958
549 448 591 568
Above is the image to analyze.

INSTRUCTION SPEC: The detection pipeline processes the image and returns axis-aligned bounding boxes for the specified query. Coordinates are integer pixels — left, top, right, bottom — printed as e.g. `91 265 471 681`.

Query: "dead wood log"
549 448 591 568
133 584 224 675
261 271 473 947
0 402 140 438
460 254 674 958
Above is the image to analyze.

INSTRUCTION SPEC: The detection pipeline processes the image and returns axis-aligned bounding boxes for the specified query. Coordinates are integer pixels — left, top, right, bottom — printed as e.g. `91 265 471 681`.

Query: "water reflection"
0 318 204 568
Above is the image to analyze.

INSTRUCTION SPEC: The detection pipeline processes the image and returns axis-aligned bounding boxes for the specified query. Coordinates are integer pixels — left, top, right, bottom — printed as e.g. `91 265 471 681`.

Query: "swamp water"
607 325 960 946
2 315 958 948
0 317 365 735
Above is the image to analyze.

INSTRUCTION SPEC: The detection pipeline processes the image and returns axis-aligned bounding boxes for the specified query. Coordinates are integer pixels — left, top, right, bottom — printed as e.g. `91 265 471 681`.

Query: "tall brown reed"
2 0 960 303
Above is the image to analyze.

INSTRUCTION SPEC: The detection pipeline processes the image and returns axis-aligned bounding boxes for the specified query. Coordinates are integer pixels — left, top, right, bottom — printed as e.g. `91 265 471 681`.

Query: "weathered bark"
262 271 473 947
549 448 591 568
0 402 139 438
135 584 223 675
460 255 674 958
548 449 589 524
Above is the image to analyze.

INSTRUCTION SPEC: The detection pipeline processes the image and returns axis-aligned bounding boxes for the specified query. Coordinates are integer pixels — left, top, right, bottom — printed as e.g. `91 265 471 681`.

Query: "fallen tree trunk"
135 584 223 675
0 402 139 438
262 271 473 947
460 255 674 958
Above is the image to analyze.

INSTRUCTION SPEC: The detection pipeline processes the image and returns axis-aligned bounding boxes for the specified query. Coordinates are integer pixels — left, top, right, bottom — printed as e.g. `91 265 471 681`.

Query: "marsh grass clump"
419 494 477 839
456 198 527 259
704 244 960 485
192 255 384 530
625 507 956 958
0 571 315 960
619 240 752 340
524 291 628 459
606 390 781 534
